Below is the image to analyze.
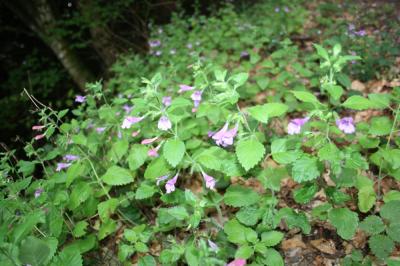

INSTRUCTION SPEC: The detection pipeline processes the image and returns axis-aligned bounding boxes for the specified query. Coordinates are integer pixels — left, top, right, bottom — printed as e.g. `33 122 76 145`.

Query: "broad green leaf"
66 162 86 187
368 93 391 109
358 186 376 213
98 219 117 240
368 235 394 260
163 139 185 167
108 140 129 162
135 183 157 200
98 198 119 222
73 221 88 238
314 44 329 61
236 206 261 226
328 208 358 240
101 166 134 186
359 215 385 235
224 219 257 244
51 246 82 266
127 144 148 170
235 245 254 259
19 236 51 266
380 201 400 223
224 185 260 207
247 103 288 123
274 208 311 234
342 95 373 110
138 255 156 266
118 244 134 262
144 156 170 180
291 156 320 182
236 138 265 171
264 248 284 266
387 223 400 243
69 182 92 210
291 90 319 104
325 84 343 101
261 231 284 247
293 183 319 204
167 206 189 220
369 116 392 136
383 191 400 203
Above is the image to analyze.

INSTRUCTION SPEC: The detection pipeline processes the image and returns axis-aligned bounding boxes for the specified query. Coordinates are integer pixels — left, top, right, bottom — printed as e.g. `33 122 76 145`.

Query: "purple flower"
240 51 249 58
202 171 216 190
165 174 178 193
148 147 160 157
34 188 44 198
354 30 366 36
75 95 86 103
187 43 193 49
348 24 356 31
283 6 290 12
336 117 355 134
191 90 202 108
158 116 172 131
96 127 106 133
275 7 280 12
56 162 71 172
155 50 162 56
156 174 169 186
121 116 144 129
162 96 172 107
141 137 158 145
170 49 176 55
123 105 133 113
208 240 219 252
287 117 309 135
178 84 195 93
211 122 238 147
63 154 79 161
149 40 161 48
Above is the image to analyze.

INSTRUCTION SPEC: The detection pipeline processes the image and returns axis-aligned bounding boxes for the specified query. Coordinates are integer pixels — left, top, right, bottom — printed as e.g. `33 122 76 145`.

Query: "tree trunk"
3 0 96 91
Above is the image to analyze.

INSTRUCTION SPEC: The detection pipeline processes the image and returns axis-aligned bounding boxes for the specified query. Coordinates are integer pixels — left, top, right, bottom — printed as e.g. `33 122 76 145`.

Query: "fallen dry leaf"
310 238 337 255
282 235 307 250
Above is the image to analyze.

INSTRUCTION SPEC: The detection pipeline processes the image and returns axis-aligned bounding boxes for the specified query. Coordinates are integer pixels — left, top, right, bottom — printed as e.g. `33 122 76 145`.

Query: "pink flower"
148 144 161 157
287 117 309 135
158 116 172 131
34 134 45 140
96 127 106 133
121 116 144 129
191 90 202 108
32 125 45 131
63 154 79 161
202 171 216 189
162 96 172 107
56 162 71 172
227 259 246 266
165 174 179 193
208 240 219 252
178 84 195 93
131 130 140 137
34 188 44 198
211 123 238 147
141 137 158 145
336 117 355 134
123 105 133 113
75 95 86 103
156 174 169 186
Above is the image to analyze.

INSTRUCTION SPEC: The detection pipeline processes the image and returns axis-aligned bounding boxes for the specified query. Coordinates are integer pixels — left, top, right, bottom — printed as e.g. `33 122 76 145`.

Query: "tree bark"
3 0 96 91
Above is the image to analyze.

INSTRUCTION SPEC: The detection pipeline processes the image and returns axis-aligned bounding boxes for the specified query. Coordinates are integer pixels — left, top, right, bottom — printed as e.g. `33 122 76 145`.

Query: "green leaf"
247 105 269 123
224 219 257 244
247 103 288 123
98 219 117 240
261 231 284 247
293 183 319 204
236 206 261 226
127 144 148 171
369 116 392 136
66 162 86 187
135 242 149 253
98 198 119 222
118 244 134 262
19 236 51 266
69 182 92 210
358 186 376 213
314 44 329 61
73 221 88 238
135 183 157 200
166 206 189 220
235 245 254 259
138 255 156 266
383 191 400 203
359 215 385 235
273 208 311 234
236 138 265 171
380 201 400 223
328 208 358 240
264 248 284 266
368 235 395 260
387 223 400 243
144 156 170 180
52 246 82 266
224 185 260 207
342 95 373 110
163 139 185 167
291 90 319 104
368 93 391 109
101 166 134 186
325 84 343 101
291 155 320 182
108 140 129 162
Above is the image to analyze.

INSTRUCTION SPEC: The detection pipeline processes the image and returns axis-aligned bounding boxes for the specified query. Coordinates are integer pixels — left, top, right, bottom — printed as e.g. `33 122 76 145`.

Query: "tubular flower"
141 137 158 145
123 105 133 113
158 116 172 131
63 155 79 161
227 259 246 266
336 117 355 134
211 122 238 147
208 240 219 252
34 188 44 198
165 174 179 193
178 84 195 93
121 116 144 129
162 96 172 107
287 117 309 135
75 95 86 103
156 174 169 186
202 171 216 189
34 134 46 140
32 125 45 131
56 162 71 172
191 90 202 108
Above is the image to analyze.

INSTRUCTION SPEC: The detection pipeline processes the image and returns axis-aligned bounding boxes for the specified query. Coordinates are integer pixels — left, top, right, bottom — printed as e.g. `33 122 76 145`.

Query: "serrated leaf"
144 156 170 180
19 236 51 266
127 144 148 171
358 186 376 213
264 248 284 266
224 185 260 207
163 139 185 167
368 235 394 260
359 215 385 235
73 221 88 238
235 245 254 259
293 183 319 204
224 219 257 245
108 140 129 162
369 116 392 136
342 95 373 110
236 138 265 171
236 206 261 226
380 200 400 223
328 208 358 240
291 90 319 104
98 198 119 222
98 219 117 240
135 183 157 200
51 246 82 266
261 231 284 247
247 103 288 124
138 255 157 266
387 223 400 243
101 166 134 186
291 156 320 182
